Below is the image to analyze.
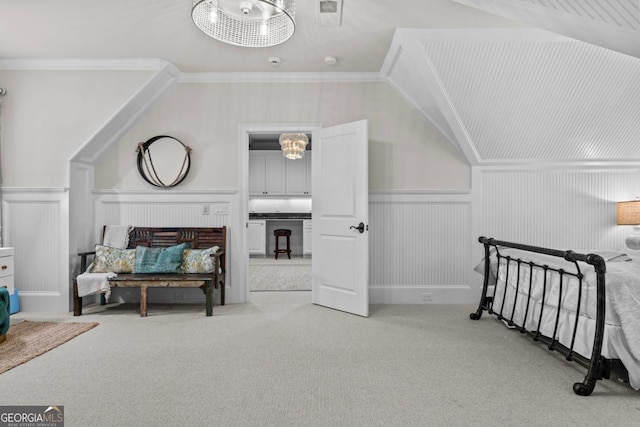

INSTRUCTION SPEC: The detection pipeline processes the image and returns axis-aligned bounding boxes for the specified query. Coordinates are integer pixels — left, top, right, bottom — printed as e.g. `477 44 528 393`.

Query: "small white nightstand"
0 248 15 294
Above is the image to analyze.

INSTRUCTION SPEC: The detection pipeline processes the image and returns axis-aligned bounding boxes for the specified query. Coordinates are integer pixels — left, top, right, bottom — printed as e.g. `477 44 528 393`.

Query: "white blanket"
77 225 132 299
76 271 116 299
102 225 132 248
603 262 640 362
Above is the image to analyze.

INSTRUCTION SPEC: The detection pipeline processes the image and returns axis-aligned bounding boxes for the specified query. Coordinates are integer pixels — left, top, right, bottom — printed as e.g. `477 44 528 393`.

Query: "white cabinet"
249 151 286 196
0 247 15 293
285 153 312 196
248 221 266 255
250 150 311 196
303 220 312 256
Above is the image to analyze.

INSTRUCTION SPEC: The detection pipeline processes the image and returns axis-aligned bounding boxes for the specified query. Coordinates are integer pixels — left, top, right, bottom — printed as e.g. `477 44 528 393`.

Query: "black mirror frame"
136 135 192 188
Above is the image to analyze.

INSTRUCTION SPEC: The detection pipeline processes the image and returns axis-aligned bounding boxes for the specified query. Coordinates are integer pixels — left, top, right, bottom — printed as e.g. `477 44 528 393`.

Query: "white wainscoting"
369 191 475 304
2 188 69 312
93 190 243 304
476 167 640 251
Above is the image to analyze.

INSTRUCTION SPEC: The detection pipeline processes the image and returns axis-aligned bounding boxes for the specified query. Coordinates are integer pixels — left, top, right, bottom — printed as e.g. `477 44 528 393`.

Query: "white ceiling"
0 0 520 72
2 1 639 164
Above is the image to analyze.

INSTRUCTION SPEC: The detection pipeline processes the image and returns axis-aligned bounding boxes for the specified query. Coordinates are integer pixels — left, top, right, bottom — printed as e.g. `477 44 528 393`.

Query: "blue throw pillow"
134 243 190 274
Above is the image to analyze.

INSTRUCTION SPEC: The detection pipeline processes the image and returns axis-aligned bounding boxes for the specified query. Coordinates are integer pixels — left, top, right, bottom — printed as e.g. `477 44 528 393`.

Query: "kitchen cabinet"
249 151 286 196
248 220 266 255
285 153 312 196
303 220 312 256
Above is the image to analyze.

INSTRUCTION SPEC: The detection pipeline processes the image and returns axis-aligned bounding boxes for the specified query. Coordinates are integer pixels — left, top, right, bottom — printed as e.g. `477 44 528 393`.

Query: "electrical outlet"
202 204 210 215
421 293 433 302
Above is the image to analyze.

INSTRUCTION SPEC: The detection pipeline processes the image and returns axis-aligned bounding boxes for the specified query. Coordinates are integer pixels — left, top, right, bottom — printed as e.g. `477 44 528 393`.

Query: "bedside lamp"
616 199 640 250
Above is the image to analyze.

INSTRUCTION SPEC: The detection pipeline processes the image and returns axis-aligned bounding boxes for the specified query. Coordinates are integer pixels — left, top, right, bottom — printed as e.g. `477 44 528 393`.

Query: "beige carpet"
2 294 639 426
250 258 311 291
0 320 98 374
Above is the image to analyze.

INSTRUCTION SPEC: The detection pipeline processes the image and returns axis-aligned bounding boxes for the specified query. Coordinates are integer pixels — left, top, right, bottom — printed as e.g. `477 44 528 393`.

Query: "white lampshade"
617 200 640 250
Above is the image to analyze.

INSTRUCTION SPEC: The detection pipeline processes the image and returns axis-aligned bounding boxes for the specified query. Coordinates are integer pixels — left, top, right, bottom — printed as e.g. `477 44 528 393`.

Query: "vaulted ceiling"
383 28 640 165
383 1 640 164
2 0 639 164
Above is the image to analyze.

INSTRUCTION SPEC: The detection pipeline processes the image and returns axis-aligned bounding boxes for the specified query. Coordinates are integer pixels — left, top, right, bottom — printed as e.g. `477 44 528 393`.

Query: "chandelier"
191 0 296 48
279 133 308 160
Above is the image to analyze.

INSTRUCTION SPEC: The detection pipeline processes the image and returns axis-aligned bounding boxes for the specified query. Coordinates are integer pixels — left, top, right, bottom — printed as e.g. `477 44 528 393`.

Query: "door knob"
350 222 365 233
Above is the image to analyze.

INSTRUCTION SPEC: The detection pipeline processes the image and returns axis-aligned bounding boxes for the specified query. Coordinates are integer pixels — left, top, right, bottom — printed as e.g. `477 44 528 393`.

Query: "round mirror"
136 135 191 188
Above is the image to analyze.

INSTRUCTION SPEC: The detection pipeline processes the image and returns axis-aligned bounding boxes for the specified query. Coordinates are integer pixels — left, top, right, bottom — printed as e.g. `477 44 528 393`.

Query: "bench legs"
140 286 148 317
73 279 82 316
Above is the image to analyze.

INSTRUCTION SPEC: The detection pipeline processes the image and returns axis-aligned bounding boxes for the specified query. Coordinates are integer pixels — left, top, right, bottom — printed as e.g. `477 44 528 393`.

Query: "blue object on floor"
9 288 19 314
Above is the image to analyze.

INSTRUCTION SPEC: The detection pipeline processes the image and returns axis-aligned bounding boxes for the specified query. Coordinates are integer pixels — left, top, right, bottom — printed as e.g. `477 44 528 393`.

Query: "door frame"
238 122 321 302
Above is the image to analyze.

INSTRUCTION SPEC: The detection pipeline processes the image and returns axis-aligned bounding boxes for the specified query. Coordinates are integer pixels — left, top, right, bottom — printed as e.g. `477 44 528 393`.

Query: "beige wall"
95 81 470 191
0 70 152 187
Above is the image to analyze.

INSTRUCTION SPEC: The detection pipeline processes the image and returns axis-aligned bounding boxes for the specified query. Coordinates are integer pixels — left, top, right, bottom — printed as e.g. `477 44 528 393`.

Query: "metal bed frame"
470 236 628 396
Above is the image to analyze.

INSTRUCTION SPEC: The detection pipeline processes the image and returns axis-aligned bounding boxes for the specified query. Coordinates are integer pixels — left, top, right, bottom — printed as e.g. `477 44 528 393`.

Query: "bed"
471 236 640 396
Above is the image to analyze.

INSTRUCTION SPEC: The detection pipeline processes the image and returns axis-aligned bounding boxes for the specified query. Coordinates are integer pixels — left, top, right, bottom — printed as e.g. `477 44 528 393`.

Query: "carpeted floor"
0 320 98 374
3 293 638 427
250 257 311 291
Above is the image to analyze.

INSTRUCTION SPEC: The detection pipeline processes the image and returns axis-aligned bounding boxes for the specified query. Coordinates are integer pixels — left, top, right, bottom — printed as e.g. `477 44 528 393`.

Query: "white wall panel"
2 189 69 312
97 202 228 231
478 168 640 250
369 193 474 304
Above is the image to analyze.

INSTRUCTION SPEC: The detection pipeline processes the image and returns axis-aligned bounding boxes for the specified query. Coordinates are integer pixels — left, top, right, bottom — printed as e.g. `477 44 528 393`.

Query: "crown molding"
0 58 387 83
0 58 170 71
177 71 386 83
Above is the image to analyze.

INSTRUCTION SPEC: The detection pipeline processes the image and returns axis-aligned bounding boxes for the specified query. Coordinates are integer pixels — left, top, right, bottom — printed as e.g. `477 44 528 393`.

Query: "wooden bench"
73 227 226 317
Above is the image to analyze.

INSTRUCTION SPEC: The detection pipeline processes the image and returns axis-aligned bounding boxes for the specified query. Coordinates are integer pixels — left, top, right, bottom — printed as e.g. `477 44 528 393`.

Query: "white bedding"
478 247 640 389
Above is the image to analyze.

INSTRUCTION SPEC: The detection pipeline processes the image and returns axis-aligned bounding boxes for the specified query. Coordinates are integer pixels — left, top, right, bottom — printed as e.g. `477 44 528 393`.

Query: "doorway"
239 123 321 302
239 120 370 316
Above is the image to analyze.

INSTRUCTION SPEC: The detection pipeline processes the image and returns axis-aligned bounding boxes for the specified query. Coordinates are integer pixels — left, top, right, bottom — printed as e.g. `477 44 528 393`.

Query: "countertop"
249 212 311 220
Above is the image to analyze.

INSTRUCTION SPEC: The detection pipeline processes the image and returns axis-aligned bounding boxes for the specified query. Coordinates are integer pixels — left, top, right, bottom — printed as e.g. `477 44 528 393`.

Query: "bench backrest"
125 227 226 251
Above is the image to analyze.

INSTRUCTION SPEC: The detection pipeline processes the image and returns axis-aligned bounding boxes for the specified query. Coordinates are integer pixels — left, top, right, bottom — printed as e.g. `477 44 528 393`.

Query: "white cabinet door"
249 153 267 195
285 157 306 195
248 221 266 255
285 152 312 196
249 151 286 196
304 154 312 195
264 153 286 195
303 220 312 256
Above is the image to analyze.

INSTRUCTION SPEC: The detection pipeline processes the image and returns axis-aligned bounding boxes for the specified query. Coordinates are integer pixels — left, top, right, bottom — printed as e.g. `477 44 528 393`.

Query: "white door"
311 120 369 317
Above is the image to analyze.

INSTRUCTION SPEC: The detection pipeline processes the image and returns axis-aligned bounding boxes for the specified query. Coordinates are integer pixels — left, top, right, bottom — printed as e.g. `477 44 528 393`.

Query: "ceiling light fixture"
192 0 296 48
279 133 308 160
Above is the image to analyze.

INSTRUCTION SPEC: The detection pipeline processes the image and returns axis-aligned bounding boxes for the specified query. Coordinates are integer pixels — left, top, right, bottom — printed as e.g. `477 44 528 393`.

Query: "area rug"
250 264 311 291
0 320 98 374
